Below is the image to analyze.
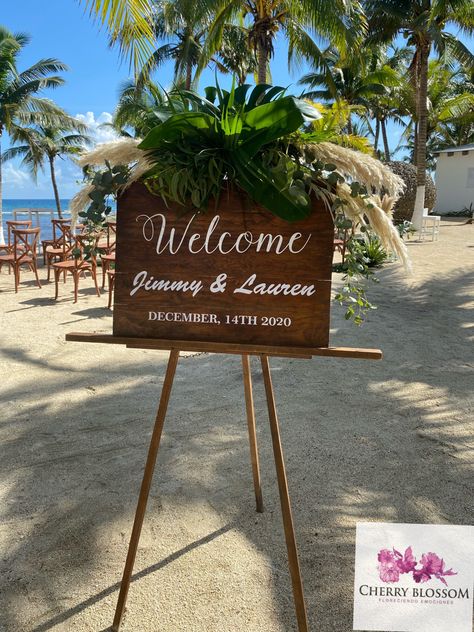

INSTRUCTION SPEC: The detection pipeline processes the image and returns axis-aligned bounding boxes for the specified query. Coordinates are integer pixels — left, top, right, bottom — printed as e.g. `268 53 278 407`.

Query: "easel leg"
241 354 264 513
260 355 309 632
112 349 180 631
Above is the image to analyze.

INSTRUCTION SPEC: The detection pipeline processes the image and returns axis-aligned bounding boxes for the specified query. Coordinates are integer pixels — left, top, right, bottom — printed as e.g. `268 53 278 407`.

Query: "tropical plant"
199 0 366 86
134 0 212 90
110 79 172 137
306 100 374 153
0 26 67 242
3 116 91 218
299 47 400 136
212 23 258 84
365 0 474 230
139 83 323 219
81 0 155 74
365 45 413 160
401 61 474 168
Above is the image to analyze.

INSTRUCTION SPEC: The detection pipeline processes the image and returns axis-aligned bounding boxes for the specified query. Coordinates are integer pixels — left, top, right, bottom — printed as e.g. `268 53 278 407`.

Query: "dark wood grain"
113 183 335 348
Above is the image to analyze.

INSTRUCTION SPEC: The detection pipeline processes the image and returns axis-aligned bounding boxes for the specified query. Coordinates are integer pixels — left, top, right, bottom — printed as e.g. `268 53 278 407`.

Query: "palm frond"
81 0 155 73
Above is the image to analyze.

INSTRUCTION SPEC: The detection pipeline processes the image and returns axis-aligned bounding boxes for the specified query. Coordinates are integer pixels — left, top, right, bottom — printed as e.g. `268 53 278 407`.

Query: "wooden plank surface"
65 332 383 360
113 183 335 348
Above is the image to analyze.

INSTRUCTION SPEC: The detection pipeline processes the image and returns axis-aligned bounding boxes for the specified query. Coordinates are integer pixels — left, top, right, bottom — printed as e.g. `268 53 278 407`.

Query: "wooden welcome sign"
67 181 382 632
113 182 335 349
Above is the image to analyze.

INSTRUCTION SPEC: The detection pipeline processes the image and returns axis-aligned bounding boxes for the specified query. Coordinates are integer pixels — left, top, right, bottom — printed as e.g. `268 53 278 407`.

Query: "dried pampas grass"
304 142 405 200
70 138 410 272
76 138 145 169
71 138 153 223
365 195 411 272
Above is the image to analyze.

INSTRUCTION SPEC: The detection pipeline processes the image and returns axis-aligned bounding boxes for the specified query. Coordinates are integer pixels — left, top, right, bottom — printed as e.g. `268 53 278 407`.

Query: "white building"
434 144 474 214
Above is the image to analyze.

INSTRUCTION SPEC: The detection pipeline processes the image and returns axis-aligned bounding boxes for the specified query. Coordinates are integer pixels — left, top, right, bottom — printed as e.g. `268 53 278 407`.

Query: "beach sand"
0 219 473 632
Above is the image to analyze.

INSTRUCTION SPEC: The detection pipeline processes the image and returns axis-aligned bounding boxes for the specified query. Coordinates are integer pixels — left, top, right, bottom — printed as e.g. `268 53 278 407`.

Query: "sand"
0 219 473 632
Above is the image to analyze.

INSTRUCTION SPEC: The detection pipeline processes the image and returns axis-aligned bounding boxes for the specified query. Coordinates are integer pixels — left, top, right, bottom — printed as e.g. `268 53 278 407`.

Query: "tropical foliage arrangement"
70 82 410 322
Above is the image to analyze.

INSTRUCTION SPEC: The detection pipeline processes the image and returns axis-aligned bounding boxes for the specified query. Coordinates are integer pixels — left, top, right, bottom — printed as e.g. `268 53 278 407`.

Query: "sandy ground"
0 219 473 632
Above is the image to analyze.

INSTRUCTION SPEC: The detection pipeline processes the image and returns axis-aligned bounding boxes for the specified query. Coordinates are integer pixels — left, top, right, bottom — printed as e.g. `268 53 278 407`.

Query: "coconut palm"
212 24 258 84
3 118 91 218
0 26 68 242
401 61 474 169
299 47 400 138
198 0 367 86
364 0 474 229
135 0 213 90
81 0 155 73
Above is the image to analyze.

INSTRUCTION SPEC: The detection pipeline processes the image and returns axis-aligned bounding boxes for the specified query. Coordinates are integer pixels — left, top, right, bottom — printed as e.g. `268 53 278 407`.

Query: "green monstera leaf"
138 82 321 221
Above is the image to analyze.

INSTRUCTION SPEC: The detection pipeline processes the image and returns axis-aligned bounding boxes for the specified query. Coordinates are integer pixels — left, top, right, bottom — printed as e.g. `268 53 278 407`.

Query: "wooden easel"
66 333 382 631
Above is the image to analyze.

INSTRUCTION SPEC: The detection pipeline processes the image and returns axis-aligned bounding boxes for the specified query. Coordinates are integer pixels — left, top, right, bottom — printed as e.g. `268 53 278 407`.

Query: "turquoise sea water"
2 199 71 242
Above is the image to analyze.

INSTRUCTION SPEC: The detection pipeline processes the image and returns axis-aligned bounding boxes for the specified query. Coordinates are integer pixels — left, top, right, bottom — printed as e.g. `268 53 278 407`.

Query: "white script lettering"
135 214 312 256
131 271 203 297
234 274 316 297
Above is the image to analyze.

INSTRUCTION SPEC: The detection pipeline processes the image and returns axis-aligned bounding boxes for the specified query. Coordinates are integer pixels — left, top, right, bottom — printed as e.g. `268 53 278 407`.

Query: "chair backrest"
12 228 41 263
51 219 72 252
72 233 100 269
106 221 117 250
6 220 32 247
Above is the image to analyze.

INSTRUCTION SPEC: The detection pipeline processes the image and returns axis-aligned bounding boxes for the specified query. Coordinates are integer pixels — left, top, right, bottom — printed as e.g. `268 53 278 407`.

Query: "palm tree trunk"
413 121 418 166
381 118 391 161
374 117 380 155
185 61 192 90
347 115 353 135
0 130 4 245
412 42 430 231
257 42 267 85
49 155 63 219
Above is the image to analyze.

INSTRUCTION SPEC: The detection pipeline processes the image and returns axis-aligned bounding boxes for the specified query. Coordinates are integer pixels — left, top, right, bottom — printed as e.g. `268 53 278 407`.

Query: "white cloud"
2 111 122 199
3 163 31 188
75 111 120 145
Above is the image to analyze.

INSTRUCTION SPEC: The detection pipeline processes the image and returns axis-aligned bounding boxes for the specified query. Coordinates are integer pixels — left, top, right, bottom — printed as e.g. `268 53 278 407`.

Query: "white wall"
434 151 474 214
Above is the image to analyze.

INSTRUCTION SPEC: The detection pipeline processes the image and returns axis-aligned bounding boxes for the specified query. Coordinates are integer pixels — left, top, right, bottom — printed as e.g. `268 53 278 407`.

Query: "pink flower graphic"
377 547 457 586
394 546 417 574
413 552 457 586
377 549 400 583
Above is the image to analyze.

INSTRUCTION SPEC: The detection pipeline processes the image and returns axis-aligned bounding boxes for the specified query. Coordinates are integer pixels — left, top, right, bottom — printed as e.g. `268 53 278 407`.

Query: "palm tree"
212 24 258 84
85 0 364 86
3 118 91 218
0 26 67 243
401 61 474 169
80 0 155 74
109 79 184 137
201 0 366 86
136 0 211 90
364 0 474 230
299 47 400 139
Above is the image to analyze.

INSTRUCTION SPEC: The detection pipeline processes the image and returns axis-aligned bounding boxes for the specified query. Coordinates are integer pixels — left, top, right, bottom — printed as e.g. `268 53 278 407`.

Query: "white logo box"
353 522 474 632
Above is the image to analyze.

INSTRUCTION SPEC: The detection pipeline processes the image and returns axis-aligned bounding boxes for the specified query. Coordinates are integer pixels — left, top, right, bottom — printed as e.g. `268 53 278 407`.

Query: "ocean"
2 199 72 242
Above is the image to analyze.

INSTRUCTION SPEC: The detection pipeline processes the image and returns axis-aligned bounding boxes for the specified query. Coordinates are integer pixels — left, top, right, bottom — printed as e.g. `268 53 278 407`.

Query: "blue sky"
1 1 472 199
2 1 321 200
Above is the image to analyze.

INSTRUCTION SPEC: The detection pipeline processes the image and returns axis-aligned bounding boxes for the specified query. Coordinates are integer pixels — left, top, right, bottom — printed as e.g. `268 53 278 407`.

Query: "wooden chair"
101 252 116 289
333 225 353 263
52 234 101 303
0 220 32 271
97 220 116 254
4 220 32 252
0 227 42 292
45 220 72 280
107 269 115 309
